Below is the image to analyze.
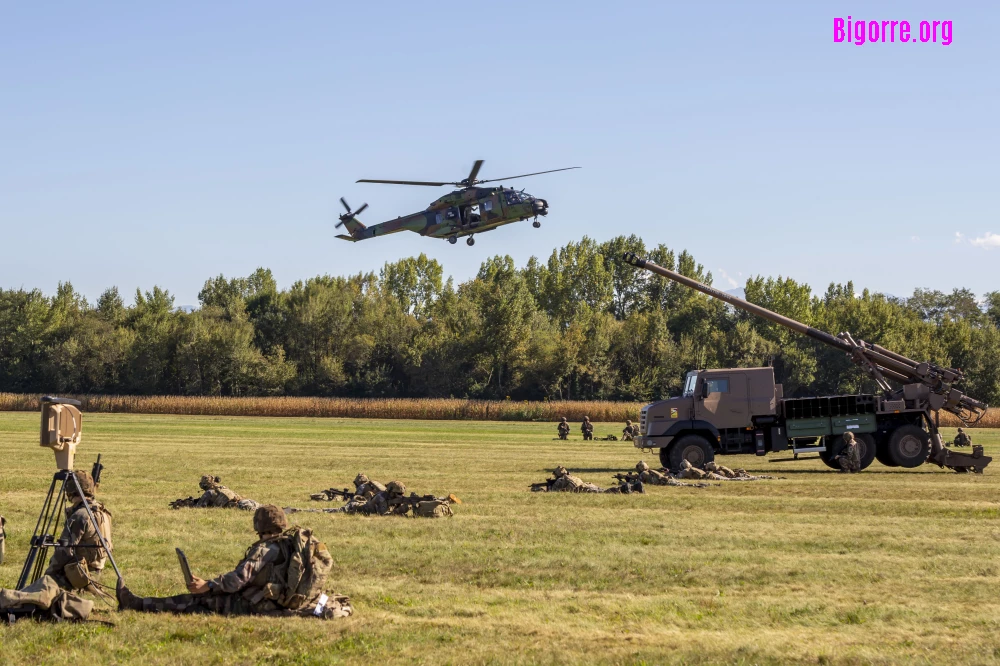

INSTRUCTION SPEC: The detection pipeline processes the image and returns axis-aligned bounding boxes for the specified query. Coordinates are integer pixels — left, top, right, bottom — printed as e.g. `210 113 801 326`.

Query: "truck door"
695 373 751 430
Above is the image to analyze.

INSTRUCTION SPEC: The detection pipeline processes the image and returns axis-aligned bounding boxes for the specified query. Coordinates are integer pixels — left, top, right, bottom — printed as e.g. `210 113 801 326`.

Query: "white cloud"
717 268 739 289
971 232 1000 249
954 232 964 243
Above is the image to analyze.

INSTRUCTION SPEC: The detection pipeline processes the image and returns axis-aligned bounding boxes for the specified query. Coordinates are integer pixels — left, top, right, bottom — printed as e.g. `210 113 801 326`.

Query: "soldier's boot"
117 579 143 612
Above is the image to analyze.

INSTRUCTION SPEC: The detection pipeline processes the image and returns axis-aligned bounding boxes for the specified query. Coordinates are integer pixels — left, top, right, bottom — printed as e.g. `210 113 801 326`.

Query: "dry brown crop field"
1 393 997 428
0 393 642 422
1 412 999 664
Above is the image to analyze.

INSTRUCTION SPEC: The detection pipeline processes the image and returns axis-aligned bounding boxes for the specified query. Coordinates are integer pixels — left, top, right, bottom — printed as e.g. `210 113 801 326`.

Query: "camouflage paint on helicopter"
335 160 578 246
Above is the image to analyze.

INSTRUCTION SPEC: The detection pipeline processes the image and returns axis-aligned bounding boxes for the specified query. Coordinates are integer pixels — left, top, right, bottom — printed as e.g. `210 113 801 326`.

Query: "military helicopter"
335 160 579 246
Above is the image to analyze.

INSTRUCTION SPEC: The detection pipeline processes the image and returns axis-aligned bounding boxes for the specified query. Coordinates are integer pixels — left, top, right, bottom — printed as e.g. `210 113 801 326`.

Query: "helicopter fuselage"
337 186 548 242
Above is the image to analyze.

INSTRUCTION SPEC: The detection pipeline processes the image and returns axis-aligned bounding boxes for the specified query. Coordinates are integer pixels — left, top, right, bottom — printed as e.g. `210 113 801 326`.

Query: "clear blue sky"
2 1 997 306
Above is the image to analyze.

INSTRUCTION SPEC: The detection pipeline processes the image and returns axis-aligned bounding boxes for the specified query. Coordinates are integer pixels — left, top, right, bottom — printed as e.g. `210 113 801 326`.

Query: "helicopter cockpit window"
504 190 522 204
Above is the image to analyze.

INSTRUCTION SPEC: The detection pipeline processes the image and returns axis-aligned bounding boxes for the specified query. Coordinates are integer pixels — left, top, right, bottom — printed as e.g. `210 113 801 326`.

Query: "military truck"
622 253 991 473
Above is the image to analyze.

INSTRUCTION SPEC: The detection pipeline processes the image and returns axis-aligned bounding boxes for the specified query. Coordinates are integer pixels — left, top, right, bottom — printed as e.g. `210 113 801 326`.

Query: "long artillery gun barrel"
621 252 988 426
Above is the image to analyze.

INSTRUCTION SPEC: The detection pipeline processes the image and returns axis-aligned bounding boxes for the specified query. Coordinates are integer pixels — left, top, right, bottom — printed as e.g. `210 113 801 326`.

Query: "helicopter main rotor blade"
340 197 351 212
356 178 452 187
353 202 369 215
466 159 484 184
477 166 581 184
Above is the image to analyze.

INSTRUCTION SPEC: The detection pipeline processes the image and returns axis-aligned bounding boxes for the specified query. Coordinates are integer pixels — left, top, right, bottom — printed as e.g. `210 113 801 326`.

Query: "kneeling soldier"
834 432 861 473
581 416 594 441
954 427 971 448
117 505 351 619
557 417 571 440
44 470 113 594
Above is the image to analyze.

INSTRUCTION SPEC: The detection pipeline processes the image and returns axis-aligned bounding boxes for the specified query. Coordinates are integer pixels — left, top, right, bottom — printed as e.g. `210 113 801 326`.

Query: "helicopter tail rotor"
336 198 369 234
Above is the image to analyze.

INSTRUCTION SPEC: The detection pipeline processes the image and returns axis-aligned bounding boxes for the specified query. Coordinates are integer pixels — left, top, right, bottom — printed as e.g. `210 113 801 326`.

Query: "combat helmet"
253 505 287 535
705 461 719 472
354 473 370 486
386 480 406 495
199 475 221 491
957 427 964 433
843 431 855 442
626 420 632 425
583 416 590 421
560 417 567 422
636 461 650 472
553 466 569 477
680 459 693 470
67 470 96 499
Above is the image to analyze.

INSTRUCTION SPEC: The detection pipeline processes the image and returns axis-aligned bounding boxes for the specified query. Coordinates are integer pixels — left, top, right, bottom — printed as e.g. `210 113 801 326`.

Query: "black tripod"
16 460 121 592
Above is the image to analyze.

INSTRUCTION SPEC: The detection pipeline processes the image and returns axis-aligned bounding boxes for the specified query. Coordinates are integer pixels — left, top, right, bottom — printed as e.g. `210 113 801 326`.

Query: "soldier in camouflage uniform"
0 515 6 566
834 432 861 473
44 470 113 593
339 480 409 515
311 473 386 504
117 505 352 619
622 420 638 440
581 416 594 441
953 427 971 448
635 461 673 485
676 460 709 480
545 466 632 493
704 461 736 478
557 417 571 440
171 475 260 511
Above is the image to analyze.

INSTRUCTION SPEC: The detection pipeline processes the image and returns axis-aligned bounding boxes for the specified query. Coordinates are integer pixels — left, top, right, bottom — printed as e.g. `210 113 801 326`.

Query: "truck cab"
636 367 781 469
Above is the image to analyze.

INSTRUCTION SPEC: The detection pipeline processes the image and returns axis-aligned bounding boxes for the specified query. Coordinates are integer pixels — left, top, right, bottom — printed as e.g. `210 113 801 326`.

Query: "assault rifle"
387 492 461 510
612 472 641 483
310 487 355 502
530 478 557 492
169 496 199 509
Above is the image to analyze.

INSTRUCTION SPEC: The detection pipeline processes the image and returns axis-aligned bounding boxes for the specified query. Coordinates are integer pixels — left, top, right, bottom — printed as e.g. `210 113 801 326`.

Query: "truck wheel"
886 424 930 468
874 439 899 467
667 435 714 470
658 446 671 468
819 435 841 469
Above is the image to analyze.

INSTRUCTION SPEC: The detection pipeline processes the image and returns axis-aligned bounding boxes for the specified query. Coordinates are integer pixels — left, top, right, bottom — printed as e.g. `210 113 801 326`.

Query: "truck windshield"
682 373 698 396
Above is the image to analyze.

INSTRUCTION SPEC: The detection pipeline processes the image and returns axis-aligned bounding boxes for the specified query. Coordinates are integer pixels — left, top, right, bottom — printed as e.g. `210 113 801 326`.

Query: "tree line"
2 235 998 405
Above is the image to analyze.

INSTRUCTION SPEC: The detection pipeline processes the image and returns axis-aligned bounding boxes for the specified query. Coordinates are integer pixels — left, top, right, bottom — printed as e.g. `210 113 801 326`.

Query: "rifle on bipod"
310 487 354 502
612 472 640 483
169 496 199 509
530 478 557 492
387 492 461 511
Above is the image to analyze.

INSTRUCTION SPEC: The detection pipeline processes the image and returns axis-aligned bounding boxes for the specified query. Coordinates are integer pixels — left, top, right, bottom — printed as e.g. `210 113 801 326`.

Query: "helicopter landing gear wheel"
466 236 475 246
532 220 541 229
448 237 457 245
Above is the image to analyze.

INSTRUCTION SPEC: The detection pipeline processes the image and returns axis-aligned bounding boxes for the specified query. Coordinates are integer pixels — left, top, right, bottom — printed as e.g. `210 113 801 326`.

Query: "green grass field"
1 413 998 665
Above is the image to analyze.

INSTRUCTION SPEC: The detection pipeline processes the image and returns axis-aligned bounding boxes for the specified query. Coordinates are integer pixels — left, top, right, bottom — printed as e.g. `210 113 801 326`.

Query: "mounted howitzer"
621 252 990 474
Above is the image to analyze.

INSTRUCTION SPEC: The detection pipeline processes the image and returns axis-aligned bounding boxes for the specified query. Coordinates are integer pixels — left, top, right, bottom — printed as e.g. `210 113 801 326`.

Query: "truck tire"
886 424 930 468
821 434 876 470
819 435 841 469
667 435 715 470
874 439 899 467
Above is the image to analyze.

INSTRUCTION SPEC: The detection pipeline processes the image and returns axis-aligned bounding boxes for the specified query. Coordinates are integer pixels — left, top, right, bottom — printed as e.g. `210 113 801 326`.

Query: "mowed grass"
0 414 999 665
